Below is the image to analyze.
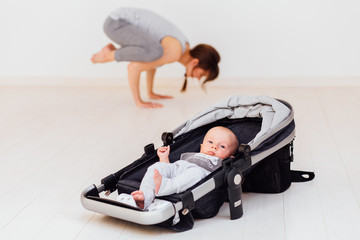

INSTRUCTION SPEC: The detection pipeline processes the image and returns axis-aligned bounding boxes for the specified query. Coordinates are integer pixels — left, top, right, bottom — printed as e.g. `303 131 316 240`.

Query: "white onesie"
139 153 222 209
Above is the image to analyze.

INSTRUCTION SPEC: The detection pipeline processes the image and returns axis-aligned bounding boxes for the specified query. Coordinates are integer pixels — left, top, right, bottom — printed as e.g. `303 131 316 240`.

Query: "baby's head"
200 126 239 160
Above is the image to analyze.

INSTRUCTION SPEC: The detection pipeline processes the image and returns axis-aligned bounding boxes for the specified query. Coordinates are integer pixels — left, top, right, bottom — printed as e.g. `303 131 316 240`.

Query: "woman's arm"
146 69 174 100
127 37 182 108
146 68 156 97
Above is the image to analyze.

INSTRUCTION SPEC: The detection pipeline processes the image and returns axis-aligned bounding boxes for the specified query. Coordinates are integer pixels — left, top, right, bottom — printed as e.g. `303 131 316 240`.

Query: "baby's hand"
157 146 170 158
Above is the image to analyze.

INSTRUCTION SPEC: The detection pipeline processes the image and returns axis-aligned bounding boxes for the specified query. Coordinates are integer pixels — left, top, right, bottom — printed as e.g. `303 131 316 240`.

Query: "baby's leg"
137 162 175 209
131 190 145 209
156 164 209 196
153 169 162 194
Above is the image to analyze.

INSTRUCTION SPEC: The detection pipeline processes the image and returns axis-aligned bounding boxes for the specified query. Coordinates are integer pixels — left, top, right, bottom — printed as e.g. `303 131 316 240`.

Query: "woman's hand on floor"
136 101 163 108
148 93 174 100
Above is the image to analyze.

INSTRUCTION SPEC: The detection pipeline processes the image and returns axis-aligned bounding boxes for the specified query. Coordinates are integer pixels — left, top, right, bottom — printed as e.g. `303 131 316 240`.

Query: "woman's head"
182 44 221 92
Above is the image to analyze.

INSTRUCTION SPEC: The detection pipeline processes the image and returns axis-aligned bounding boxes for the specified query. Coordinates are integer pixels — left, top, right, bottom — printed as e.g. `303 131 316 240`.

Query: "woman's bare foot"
91 43 116 63
153 169 162 194
131 190 145 209
105 43 116 51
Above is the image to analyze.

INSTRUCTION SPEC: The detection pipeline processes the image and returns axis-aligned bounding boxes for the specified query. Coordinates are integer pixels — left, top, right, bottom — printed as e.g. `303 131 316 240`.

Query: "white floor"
0 85 360 240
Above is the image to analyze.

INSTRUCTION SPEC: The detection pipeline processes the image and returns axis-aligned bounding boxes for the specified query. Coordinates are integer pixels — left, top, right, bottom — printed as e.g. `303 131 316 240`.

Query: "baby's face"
200 127 238 160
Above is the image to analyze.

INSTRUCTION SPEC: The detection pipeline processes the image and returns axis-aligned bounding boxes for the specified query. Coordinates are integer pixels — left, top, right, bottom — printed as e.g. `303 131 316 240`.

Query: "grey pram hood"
172 95 292 150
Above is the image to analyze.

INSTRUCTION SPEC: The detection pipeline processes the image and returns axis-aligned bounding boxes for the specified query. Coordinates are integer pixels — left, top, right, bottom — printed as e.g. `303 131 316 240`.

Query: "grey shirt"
110 8 188 53
180 152 222 172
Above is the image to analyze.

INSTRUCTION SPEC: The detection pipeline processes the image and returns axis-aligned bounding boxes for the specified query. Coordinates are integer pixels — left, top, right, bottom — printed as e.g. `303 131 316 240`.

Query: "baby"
131 126 239 209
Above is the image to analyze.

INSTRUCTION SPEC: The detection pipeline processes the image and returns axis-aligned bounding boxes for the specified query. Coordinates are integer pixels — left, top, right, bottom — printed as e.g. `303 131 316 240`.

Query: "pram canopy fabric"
173 95 291 148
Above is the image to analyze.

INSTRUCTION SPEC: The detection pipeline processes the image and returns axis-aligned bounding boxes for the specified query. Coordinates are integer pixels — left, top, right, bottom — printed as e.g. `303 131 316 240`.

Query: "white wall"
1 0 359 83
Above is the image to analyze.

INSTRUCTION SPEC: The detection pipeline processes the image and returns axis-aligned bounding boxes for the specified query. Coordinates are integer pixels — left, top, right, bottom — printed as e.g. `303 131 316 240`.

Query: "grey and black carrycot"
81 95 314 231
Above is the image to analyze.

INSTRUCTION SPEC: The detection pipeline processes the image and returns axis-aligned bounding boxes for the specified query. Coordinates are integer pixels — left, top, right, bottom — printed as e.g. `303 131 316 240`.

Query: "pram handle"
161 132 173 146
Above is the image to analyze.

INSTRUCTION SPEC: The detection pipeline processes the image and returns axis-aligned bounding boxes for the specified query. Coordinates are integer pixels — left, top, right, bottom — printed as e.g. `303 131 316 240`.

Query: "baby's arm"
157 146 170 163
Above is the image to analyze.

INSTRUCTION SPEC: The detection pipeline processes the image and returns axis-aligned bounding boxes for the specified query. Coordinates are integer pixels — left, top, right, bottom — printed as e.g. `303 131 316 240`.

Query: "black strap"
291 170 315 182
180 191 195 215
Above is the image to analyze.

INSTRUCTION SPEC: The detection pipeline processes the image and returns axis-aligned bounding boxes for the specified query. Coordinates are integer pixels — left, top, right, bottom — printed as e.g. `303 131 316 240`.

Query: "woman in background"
91 7 220 108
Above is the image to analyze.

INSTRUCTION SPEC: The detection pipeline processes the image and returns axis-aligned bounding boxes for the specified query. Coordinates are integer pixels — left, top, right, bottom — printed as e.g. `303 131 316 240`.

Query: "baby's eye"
220 145 226 149
208 140 213 144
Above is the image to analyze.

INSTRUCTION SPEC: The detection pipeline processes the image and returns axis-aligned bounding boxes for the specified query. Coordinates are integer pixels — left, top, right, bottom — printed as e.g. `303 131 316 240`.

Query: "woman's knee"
150 45 164 61
127 62 138 72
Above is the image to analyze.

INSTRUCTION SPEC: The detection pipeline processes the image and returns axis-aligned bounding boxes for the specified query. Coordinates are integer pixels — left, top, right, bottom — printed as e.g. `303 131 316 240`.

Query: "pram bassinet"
81 95 314 231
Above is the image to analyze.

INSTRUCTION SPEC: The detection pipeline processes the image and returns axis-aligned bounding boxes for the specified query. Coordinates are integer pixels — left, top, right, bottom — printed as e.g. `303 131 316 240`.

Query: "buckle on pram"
180 191 195 215
101 174 117 194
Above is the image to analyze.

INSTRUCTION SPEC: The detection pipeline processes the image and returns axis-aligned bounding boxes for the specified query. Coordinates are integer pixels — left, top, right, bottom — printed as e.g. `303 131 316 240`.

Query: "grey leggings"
103 17 164 62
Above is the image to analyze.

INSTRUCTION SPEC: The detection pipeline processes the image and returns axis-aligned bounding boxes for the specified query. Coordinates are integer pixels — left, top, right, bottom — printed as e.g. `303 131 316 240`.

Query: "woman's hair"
181 44 221 92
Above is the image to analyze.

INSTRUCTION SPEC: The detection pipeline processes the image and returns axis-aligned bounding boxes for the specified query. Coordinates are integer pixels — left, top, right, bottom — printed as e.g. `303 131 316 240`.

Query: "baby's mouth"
207 151 215 156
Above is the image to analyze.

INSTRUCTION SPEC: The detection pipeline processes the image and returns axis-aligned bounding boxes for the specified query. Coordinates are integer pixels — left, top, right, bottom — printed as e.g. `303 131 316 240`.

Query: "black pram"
81 95 314 231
